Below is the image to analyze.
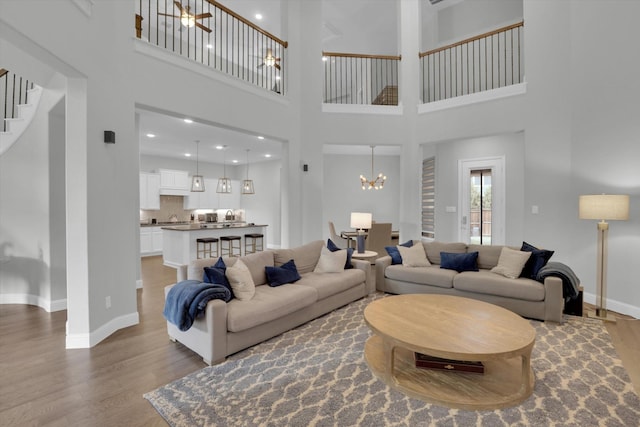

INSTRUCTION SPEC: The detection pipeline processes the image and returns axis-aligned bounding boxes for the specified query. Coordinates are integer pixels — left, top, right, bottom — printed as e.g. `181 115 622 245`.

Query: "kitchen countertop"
141 221 247 228
161 223 267 231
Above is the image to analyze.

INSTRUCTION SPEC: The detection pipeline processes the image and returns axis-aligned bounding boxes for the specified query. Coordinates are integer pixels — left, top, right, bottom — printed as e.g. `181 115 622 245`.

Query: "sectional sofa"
165 240 373 365
375 241 565 323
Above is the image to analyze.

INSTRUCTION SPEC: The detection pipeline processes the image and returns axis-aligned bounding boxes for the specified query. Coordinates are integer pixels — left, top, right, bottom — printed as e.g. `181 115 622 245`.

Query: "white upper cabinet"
159 169 190 195
184 178 218 209
140 172 160 210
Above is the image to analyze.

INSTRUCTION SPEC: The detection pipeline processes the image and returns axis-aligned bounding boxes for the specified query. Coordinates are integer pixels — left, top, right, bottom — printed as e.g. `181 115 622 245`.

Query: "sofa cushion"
453 270 545 301
467 244 509 270
385 240 413 265
274 240 324 274
225 259 256 301
440 251 479 272
226 283 318 332
314 246 347 273
520 241 555 279
296 269 365 300
224 250 274 287
385 265 456 289
265 259 301 287
327 239 354 269
424 241 467 265
398 242 431 267
491 247 532 279
203 257 234 299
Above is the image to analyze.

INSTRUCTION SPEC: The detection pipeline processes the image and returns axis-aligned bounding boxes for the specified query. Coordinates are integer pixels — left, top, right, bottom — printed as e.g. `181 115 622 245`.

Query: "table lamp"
579 194 629 322
350 212 372 254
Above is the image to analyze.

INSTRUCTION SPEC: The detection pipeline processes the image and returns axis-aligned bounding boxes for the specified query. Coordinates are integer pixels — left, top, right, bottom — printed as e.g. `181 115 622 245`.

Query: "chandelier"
360 145 386 190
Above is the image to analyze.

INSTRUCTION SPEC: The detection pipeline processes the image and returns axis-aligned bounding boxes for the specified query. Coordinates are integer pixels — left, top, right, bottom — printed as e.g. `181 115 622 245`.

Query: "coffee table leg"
382 339 396 384
520 351 534 395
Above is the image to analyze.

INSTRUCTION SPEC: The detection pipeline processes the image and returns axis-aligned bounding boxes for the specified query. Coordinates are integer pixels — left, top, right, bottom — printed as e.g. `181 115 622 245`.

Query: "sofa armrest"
375 255 392 292
351 258 374 295
164 283 229 365
543 276 564 323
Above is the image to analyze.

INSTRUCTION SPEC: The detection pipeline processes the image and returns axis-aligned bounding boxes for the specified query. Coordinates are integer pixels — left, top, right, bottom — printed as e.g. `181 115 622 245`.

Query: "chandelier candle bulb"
360 146 386 190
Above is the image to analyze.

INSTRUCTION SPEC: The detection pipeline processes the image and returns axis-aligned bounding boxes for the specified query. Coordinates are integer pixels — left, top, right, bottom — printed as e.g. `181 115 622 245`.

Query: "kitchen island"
161 223 268 268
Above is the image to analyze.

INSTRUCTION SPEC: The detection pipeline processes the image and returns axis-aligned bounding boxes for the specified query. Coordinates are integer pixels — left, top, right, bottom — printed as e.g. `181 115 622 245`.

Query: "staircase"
372 85 398 106
0 70 42 156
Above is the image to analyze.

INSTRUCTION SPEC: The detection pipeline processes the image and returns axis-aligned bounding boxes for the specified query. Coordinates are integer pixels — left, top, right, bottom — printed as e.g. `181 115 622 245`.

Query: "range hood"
159 188 189 196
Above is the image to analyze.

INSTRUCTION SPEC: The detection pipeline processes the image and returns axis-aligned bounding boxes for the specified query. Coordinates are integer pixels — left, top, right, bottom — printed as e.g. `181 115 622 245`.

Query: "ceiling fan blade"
274 63 281 70
195 22 212 33
173 1 185 13
158 12 180 18
194 13 212 19
257 63 265 69
275 58 281 61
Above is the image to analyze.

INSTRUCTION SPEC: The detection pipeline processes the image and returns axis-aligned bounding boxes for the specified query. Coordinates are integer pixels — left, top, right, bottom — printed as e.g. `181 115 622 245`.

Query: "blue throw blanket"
536 262 581 302
163 280 231 331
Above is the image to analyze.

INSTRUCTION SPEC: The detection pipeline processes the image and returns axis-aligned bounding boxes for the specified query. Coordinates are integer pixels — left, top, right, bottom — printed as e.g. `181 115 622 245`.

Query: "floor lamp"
579 194 630 322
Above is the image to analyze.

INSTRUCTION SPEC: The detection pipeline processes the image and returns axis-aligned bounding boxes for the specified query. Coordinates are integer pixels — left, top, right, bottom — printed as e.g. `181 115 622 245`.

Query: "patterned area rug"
145 294 640 426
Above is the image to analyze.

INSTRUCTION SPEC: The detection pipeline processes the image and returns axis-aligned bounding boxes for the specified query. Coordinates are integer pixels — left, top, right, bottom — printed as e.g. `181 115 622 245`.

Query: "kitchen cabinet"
184 178 217 209
140 226 163 256
159 169 189 195
139 172 160 210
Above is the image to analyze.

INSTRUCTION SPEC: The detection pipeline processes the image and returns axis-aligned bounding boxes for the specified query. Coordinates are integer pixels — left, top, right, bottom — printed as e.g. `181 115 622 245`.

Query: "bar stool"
220 235 242 257
244 233 264 254
196 237 219 259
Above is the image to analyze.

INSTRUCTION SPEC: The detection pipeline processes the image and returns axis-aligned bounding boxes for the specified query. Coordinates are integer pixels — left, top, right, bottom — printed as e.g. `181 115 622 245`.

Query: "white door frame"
458 156 505 245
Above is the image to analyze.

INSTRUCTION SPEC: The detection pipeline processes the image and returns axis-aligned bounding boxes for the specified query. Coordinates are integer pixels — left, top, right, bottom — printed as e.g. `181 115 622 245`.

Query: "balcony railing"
420 21 524 103
135 0 287 95
322 52 401 106
1 68 34 132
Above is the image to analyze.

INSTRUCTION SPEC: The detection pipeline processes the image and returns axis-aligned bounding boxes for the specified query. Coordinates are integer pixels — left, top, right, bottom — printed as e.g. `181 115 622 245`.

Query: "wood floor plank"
0 255 638 426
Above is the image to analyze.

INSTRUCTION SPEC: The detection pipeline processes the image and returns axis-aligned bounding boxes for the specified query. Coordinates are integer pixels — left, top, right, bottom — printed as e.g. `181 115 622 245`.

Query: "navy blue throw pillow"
440 251 479 272
265 259 301 287
385 240 413 265
520 241 554 280
203 257 234 299
327 239 354 269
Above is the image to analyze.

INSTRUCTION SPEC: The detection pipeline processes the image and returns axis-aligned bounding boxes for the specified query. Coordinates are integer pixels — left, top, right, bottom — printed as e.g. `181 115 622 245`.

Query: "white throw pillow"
397 242 431 267
491 247 532 279
314 246 347 273
225 258 256 300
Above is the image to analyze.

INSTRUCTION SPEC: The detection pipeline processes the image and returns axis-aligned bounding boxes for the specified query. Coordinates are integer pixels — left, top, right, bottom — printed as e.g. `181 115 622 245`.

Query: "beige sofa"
165 240 373 365
375 241 565 323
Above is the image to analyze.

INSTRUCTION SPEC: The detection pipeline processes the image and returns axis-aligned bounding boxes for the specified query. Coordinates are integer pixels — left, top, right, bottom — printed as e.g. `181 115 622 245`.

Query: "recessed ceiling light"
146 133 156 138
232 159 239 163
265 154 272 158
257 136 264 140
206 44 213 49
255 13 263 20
276 76 281 80
322 56 328 62
184 153 192 157
183 118 193 124
215 145 224 150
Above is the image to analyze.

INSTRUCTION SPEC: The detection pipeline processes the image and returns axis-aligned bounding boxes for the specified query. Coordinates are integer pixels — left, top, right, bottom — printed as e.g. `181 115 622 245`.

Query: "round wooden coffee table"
364 294 536 410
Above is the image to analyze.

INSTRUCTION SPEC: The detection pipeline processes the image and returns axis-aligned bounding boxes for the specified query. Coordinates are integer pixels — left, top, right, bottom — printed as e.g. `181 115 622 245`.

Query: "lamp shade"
350 212 372 229
579 194 629 221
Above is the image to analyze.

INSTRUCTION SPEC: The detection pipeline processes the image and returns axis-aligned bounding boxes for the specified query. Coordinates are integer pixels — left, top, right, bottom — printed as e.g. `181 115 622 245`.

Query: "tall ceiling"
139 0 448 164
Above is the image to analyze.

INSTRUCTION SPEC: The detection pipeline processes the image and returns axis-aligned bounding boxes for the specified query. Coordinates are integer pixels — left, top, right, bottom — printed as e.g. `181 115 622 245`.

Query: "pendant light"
190 140 205 192
216 145 232 193
360 145 386 190
241 149 255 195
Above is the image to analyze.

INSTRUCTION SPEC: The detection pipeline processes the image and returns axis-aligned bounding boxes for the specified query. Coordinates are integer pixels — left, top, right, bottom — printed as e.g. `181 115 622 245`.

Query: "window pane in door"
469 169 492 245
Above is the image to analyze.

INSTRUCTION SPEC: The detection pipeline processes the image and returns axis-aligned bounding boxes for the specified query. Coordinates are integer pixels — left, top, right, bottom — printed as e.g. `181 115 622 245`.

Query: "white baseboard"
583 292 640 319
0 293 67 312
66 311 140 349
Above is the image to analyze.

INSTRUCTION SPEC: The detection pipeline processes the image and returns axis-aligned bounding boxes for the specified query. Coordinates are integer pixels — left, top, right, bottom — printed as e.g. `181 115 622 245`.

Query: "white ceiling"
138 0 444 164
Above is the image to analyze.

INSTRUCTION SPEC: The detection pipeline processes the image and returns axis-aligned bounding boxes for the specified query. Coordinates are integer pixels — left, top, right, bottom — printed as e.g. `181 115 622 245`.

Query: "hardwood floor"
0 256 638 426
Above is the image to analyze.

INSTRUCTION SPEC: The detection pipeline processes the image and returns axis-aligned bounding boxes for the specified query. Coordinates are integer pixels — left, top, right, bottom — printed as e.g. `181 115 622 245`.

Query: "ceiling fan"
257 48 281 70
158 1 212 33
